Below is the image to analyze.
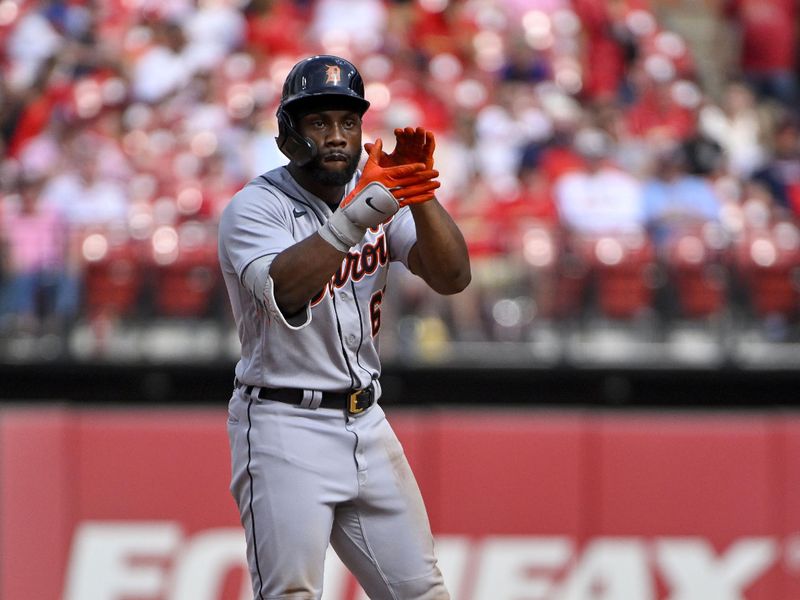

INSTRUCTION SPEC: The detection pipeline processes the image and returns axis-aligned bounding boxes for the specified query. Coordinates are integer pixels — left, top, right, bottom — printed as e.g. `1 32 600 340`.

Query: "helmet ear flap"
276 108 317 166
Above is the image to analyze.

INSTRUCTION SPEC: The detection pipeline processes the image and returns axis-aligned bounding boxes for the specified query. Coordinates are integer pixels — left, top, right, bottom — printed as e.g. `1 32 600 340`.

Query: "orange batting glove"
365 127 436 170
346 138 438 206
318 139 439 251
364 128 439 206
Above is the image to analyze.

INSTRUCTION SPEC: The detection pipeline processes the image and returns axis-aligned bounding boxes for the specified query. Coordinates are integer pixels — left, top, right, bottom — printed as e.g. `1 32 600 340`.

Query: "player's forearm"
409 200 471 295
268 233 346 315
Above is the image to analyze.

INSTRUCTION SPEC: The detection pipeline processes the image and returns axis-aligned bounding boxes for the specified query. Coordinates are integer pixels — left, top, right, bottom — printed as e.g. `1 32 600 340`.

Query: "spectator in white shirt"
699 81 768 178
182 0 246 74
554 127 645 236
41 162 128 230
130 20 192 104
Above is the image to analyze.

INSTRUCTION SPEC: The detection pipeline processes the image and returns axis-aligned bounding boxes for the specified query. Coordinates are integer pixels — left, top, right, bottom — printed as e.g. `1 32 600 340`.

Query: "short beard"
304 150 361 186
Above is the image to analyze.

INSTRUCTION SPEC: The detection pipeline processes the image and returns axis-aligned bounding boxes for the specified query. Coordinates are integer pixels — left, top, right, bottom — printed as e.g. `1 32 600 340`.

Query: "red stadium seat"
515 221 576 320
81 229 144 319
665 227 728 319
585 231 657 320
150 221 221 318
734 222 800 318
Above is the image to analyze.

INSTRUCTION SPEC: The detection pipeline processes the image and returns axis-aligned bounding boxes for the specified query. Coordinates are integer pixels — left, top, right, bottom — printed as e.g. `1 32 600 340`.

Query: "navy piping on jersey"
350 279 374 382
330 292 357 390
245 397 266 599
350 427 363 499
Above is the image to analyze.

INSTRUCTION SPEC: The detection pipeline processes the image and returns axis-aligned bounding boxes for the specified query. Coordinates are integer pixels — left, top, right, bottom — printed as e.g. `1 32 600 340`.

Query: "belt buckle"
347 388 371 415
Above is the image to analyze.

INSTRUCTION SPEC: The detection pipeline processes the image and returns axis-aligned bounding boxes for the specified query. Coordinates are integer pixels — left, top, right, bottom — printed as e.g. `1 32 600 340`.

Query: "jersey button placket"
346 418 368 485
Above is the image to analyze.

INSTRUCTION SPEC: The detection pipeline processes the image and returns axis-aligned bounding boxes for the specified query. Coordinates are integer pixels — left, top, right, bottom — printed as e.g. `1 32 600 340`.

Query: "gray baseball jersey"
218 165 416 392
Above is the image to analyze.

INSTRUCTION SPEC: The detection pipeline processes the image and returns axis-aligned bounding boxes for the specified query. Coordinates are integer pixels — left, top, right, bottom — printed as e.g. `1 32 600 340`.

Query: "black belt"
234 379 376 415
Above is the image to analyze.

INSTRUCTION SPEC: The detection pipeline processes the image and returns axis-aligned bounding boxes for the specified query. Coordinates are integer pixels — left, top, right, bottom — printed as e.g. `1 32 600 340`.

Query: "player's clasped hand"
319 139 440 251
346 138 439 208
366 126 436 170
365 128 439 206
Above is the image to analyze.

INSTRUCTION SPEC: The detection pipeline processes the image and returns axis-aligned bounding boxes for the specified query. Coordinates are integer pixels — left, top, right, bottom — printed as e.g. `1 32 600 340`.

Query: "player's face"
298 110 363 186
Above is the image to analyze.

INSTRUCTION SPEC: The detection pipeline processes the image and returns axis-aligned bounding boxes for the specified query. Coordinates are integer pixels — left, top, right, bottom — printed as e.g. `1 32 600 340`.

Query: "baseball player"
218 55 470 600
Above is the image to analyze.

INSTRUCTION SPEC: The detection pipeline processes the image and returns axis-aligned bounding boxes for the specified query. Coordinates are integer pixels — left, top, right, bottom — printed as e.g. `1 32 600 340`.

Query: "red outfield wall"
2 406 800 599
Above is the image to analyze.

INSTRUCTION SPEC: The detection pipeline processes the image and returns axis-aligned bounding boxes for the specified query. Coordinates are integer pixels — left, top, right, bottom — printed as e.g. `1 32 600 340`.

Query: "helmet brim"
284 93 370 119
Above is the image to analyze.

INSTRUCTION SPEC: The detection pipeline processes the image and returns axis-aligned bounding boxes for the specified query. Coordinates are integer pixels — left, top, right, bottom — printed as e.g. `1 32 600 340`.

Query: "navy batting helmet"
276 55 370 165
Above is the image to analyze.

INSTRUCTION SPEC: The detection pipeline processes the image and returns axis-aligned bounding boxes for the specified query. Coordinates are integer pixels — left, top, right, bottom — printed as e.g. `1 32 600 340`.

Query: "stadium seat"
665 227 728 319
735 222 800 318
81 229 144 319
585 231 657 320
519 222 591 321
150 221 221 318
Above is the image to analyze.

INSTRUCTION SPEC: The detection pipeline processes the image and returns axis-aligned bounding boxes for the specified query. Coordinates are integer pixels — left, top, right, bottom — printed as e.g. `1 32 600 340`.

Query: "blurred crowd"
0 0 799 358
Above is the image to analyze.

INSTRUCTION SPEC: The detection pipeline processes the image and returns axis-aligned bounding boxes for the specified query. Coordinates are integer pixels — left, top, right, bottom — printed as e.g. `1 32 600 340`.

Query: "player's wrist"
318 213 364 252
318 181 405 252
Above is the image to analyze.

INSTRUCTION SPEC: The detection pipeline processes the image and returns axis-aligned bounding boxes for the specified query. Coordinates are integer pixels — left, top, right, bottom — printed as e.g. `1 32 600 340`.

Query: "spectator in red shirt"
626 75 697 145
244 0 308 59
727 0 798 106
500 165 559 227
573 0 641 103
